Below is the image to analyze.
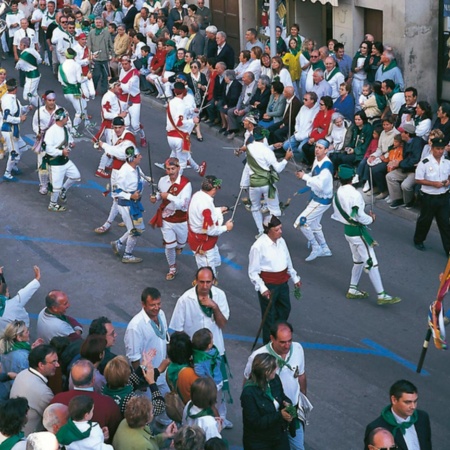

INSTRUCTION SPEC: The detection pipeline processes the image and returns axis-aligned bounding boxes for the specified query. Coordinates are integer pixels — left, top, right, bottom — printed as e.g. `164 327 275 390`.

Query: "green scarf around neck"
186 402 214 419
0 432 24 450
381 59 398 73
0 295 8 317
4 341 31 354
381 405 418 437
166 362 188 390
195 287 214 318
244 380 274 401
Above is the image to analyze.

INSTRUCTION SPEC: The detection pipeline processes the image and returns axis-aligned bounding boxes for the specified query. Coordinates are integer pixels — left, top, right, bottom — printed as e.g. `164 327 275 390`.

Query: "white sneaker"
363 181 371 193
385 196 391 203
320 245 332 257
222 419 233 429
352 174 359 185
305 246 322 262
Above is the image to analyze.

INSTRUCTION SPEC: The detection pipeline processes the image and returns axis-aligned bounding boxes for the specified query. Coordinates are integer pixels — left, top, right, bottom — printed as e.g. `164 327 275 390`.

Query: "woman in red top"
302 95 334 166
145 38 168 95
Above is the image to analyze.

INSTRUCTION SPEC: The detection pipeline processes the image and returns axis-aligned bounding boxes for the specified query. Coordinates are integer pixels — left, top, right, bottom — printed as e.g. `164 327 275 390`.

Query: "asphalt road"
1 60 450 450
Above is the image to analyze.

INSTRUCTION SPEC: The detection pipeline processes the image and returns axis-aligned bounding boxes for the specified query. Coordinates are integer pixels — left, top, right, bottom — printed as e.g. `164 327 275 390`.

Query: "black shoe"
404 201 415 209
414 242 425 251
219 127 227 133
389 199 405 209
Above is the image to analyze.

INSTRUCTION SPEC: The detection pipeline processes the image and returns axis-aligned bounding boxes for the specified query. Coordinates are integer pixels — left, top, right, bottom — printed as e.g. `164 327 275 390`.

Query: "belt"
422 191 449 197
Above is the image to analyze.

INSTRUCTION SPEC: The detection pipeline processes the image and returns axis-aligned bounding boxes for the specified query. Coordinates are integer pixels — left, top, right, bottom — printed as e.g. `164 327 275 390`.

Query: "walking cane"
369 165 374 213
230 186 244 222
146 141 156 197
287 99 300 172
251 293 272 352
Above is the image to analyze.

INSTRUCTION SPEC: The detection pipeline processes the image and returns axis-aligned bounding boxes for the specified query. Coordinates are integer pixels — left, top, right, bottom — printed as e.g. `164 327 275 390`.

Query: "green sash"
56 419 92 445
19 51 40 78
246 146 279 199
0 433 24 450
58 65 81 95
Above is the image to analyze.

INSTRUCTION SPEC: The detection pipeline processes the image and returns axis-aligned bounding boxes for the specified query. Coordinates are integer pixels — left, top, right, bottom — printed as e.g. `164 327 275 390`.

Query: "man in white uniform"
169 266 233 428
110 146 147 263
43 108 80 212
149 157 192 280
240 127 293 238
15 37 42 107
294 139 333 261
1 78 30 181
94 116 136 234
119 56 147 147
187 176 234 275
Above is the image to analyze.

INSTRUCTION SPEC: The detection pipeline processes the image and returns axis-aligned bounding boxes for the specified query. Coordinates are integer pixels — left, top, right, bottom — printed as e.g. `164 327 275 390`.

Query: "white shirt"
58 59 83 87
15 47 42 72
302 156 333 199
391 409 421 450
188 190 226 236
155 174 192 217
65 421 113 450
169 285 229 355
182 402 221 440
0 278 40 333
120 68 140 97
332 184 373 226
37 308 81 343
124 308 168 367
44 123 73 157
324 69 345 101
101 90 122 121
388 92 406 115
166 96 195 133
6 11 25 38
248 234 301 294
415 153 450 195
13 27 36 46
294 103 320 141
246 60 261 81
115 163 144 200
240 141 288 187
244 342 305 405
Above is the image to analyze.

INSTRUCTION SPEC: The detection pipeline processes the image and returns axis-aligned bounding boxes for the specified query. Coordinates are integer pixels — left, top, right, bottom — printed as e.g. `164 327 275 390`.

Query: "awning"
302 0 339 6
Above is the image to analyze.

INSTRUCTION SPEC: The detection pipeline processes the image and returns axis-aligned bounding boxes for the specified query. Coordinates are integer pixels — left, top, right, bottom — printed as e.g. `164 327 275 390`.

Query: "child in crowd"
359 83 373 110
383 133 404 172
192 328 223 388
56 395 113 450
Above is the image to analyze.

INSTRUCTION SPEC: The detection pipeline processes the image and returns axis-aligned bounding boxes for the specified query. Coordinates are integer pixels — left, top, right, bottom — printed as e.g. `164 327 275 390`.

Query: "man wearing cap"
248 216 302 344
111 147 147 263
15 37 42 107
149 157 192 280
332 164 401 305
413 137 450 254
294 139 333 261
166 81 201 173
58 47 93 134
32 91 72 195
386 123 424 209
87 17 115 96
93 79 127 178
74 32 96 100
1 78 30 182
43 108 80 212
94 116 137 234
119 55 147 148
240 127 293 238
187 176 234 275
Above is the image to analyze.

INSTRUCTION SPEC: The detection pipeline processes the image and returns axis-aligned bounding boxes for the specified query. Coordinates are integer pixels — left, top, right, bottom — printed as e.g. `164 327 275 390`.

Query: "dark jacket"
399 136 425 172
250 87 271 116
347 122 373 162
216 43 235 69
364 409 432 450
187 32 205 59
223 80 242 108
123 6 138 31
240 374 291 450
282 96 301 130
212 74 226 102
204 37 218 59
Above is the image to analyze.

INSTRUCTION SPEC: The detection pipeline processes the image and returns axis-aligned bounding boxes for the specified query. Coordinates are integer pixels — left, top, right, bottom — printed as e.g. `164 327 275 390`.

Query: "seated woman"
102 353 165 417
327 113 349 154
333 82 354 122
258 80 285 128
240 353 293 450
182 377 221 441
329 110 373 172
166 331 198 404
248 75 271 120
219 70 242 134
113 396 177 450
412 101 433 142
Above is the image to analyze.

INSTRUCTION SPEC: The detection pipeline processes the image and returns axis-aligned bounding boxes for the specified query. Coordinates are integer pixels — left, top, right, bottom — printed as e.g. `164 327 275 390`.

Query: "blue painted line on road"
28 314 427 375
0 231 243 270
13 178 105 192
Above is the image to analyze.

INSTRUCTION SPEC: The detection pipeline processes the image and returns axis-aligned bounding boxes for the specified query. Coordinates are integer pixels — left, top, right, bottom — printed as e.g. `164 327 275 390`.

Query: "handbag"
164 390 185 423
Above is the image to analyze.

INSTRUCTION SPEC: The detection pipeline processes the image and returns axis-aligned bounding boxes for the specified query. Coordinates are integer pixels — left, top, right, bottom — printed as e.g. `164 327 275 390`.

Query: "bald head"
43 403 69 434
26 432 59 450
368 427 395 449
70 359 95 388
283 86 295 99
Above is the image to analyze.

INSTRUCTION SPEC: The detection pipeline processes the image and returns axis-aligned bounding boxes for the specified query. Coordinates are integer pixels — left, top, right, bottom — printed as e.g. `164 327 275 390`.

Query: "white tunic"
120 68 140 97
166 96 195 133
155 174 192 218
101 90 122 120
169 285 229 355
6 11 25 38
58 59 83 87
331 184 372 226
302 156 333 200
188 190 226 236
248 234 301 294
44 123 73 157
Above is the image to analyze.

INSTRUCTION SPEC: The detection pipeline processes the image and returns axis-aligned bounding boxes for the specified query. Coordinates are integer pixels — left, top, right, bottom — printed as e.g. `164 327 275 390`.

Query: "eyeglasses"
370 446 398 450
319 102 325 106
310 55 318 58
60 20 68 24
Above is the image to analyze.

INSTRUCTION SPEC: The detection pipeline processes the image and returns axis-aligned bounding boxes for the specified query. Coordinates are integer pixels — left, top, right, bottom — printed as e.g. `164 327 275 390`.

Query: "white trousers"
23 76 40 107
295 201 330 242
161 220 188 248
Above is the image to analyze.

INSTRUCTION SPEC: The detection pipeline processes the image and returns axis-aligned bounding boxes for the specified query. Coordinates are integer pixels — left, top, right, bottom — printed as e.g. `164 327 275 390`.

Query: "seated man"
386 123 424 209
37 290 83 343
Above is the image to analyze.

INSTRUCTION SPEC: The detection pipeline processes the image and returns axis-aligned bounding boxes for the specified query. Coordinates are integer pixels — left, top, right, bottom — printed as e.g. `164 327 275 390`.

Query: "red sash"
149 175 190 228
167 104 191 152
81 46 89 76
260 269 290 285
187 229 218 254
119 69 141 103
